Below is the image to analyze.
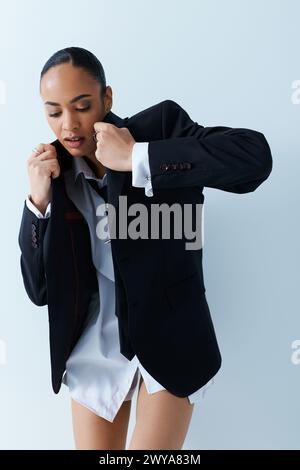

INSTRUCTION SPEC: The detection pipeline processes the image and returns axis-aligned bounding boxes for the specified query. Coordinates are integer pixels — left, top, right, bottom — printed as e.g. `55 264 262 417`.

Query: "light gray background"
0 0 299 450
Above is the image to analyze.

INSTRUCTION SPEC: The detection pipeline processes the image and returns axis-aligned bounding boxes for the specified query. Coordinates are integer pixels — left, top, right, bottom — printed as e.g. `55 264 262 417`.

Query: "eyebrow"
44 94 92 106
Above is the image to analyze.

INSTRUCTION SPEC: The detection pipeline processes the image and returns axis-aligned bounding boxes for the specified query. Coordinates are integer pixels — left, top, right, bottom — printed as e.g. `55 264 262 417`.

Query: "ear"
104 85 113 113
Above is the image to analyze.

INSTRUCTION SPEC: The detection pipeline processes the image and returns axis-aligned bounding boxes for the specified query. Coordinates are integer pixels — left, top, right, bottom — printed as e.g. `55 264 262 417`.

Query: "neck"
83 153 106 179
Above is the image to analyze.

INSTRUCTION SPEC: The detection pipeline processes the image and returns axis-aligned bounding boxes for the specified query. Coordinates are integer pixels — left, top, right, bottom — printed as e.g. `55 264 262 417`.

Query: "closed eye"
49 106 91 118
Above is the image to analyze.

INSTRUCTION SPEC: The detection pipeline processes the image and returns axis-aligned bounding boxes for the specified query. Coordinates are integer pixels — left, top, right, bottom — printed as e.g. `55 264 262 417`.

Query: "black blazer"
18 100 273 397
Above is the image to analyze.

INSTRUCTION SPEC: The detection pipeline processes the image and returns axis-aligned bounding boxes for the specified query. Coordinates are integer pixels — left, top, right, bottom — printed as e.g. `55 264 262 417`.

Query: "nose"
62 111 80 131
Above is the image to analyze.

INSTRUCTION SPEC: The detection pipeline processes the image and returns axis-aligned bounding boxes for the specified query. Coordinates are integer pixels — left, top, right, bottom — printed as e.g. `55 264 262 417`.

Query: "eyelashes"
49 106 91 118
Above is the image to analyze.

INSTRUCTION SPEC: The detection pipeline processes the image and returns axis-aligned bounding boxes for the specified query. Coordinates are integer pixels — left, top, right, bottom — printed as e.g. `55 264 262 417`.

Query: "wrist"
29 194 50 214
127 142 134 171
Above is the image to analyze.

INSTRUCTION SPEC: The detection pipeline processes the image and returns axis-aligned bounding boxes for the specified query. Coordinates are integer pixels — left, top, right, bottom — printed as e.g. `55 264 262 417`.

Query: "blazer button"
171 163 177 170
160 163 170 171
183 162 192 170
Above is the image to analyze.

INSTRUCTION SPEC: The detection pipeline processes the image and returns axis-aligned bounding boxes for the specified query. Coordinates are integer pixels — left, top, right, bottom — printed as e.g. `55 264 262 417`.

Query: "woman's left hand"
93 122 135 172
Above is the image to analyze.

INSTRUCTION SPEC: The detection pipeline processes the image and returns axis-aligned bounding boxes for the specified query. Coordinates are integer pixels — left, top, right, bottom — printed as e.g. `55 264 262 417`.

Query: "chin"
62 141 88 158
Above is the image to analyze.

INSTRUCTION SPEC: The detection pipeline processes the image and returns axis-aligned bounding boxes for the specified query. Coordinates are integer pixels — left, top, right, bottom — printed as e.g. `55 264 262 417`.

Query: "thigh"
128 377 194 450
71 398 132 450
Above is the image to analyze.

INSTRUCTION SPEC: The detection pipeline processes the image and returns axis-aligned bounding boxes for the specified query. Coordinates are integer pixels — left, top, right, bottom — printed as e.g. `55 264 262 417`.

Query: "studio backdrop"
0 0 299 450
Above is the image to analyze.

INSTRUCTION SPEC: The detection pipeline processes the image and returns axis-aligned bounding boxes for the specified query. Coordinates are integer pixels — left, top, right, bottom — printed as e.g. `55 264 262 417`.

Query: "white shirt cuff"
131 142 153 197
26 195 51 218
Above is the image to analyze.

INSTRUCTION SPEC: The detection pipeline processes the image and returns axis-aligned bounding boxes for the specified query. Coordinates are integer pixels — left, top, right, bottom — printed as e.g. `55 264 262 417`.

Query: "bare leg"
128 376 194 450
71 398 132 450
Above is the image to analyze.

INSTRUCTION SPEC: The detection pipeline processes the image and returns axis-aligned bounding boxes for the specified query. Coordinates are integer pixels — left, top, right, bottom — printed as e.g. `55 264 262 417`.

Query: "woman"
19 47 272 450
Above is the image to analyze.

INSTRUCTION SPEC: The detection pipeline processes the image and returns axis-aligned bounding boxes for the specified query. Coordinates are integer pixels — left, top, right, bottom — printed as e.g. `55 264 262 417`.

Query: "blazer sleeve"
18 201 49 306
148 100 273 194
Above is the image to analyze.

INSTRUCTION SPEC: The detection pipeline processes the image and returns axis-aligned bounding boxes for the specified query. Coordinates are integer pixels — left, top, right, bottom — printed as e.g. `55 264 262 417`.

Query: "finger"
93 130 101 143
28 159 57 174
32 143 47 155
32 143 55 156
36 150 57 161
43 143 56 152
39 159 60 176
29 149 56 162
93 122 111 132
51 166 60 179
32 145 44 156
39 158 59 166
39 159 60 178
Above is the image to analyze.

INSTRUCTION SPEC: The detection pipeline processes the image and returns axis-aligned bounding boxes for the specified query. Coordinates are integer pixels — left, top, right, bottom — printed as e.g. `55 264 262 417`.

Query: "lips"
64 136 85 149
64 135 84 141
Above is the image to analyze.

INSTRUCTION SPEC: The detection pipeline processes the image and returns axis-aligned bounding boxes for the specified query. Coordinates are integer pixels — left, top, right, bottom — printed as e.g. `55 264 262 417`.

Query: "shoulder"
127 99 191 139
128 99 185 120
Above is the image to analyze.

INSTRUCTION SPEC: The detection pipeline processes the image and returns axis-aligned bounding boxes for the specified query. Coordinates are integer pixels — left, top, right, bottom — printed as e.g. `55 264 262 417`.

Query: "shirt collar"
72 155 107 184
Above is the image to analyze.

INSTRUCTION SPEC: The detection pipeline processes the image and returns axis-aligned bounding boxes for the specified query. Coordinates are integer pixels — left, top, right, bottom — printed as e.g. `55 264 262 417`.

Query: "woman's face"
40 62 112 158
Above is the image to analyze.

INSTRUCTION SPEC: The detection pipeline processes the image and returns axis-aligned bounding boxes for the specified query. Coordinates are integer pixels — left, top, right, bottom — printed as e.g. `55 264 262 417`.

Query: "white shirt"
26 142 214 422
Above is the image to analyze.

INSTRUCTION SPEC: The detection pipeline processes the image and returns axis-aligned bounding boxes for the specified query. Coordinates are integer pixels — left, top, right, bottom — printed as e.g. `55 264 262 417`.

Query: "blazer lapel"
102 111 128 211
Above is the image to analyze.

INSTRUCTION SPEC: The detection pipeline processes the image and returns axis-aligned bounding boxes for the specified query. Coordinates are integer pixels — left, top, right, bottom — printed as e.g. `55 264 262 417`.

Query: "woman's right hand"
27 143 61 213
